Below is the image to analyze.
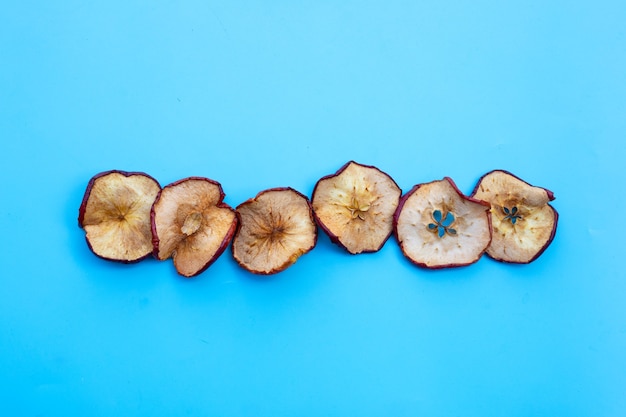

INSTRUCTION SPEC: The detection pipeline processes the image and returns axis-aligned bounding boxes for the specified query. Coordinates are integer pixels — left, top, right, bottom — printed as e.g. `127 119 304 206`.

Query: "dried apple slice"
394 177 492 268
311 161 402 254
471 170 558 263
78 170 161 263
232 187 317 275
151 177 237 277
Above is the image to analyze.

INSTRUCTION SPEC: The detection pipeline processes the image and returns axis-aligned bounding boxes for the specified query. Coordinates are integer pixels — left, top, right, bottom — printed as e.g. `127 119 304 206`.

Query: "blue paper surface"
1 1 625 416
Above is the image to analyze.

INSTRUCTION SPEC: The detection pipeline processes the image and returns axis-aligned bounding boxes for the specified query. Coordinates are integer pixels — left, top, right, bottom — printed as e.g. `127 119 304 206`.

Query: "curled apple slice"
394 177 492 268
78 170 161 263
151 177 237 277
471 170 558 263
311 161 402 254
232 187 317 275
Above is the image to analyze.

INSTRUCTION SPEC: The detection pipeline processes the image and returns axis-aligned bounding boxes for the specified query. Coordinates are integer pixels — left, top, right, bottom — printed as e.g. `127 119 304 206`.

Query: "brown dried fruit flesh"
394 177 492 268
232 187 317 275
78 170 161 262
471 170 558 263
151 177 237 277
311 161 402 254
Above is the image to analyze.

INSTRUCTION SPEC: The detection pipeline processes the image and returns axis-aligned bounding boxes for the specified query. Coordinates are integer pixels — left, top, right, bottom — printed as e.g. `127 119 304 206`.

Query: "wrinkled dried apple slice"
471 170 558 263
394 177 492 268
311 161 402 254
78 170 161 263
232 187 317 275
151 177 237 277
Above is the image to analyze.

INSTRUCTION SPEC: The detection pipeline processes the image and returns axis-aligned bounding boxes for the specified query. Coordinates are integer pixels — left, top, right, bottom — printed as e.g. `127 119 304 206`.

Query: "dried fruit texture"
394 177 492 268
151 177 237 277
232 188 317 275
78 170 161 262
311 161 402 254
471 170 558 263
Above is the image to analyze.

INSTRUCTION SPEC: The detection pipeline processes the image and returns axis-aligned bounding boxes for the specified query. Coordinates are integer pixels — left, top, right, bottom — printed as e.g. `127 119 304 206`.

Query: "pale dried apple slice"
471 170 558 263
394 177 492 268
311 161 402 254
151 177 237 277
78 170 161 263
232 187 317 275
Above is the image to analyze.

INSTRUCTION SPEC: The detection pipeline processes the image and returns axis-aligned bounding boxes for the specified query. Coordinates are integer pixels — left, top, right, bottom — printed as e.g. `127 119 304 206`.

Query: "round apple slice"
78 170 161 263
470 170 558 263
311 161 402 254
151 177 237 277
232 187 317 275
394 177 492 268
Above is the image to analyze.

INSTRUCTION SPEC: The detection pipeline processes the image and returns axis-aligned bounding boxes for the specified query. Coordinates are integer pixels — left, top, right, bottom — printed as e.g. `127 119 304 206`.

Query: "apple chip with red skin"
471 170 558 263
78 170 161 263
151 177 237 277
311 161 402 254
232 187 317 275
394 177 492 268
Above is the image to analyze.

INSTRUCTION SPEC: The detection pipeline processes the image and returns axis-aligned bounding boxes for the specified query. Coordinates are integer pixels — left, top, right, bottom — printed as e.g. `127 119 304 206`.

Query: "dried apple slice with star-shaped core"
394 177 492 268
151 177 237 277
471 170 558 263
311 161 402 254
232 187 317 275
78 170 161 262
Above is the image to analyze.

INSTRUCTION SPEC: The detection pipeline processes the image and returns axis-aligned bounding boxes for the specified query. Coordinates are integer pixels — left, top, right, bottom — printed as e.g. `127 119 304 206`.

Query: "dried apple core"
181 211 203 236
250 214 288 244
347 195 371 220
502 206 522 224
427 209 457 238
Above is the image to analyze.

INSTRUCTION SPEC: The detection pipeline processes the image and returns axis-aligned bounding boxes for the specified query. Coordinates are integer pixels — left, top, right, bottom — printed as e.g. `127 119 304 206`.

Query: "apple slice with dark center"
151 177 237 277
78 170 161 263
394 177 492 268
470 170 558 263
232 187 317 275
311 161 402 254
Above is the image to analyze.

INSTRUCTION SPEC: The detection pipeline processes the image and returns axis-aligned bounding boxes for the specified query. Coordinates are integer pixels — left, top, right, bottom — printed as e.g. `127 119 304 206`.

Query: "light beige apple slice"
232 187 317 275
151 177 237 277
394 177 492 268
471 170 558 263
78 170 161 263
311 161 402 254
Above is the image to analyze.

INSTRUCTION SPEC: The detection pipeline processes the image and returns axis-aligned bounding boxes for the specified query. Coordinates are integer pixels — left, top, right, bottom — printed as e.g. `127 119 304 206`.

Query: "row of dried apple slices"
77 173 316 276
78 162 558 277
311 162 557 268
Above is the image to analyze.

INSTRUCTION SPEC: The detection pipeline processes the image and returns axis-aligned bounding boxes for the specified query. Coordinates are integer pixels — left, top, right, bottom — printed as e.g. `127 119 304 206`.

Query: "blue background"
2 1 625 416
